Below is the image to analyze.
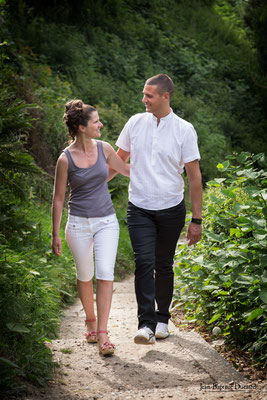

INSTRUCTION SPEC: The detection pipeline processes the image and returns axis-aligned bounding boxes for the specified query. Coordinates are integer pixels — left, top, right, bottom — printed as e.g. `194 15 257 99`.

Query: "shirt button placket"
151 124 158 166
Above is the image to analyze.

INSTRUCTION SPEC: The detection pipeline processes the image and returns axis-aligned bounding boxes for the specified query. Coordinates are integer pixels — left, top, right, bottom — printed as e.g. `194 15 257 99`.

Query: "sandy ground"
25 276 266 400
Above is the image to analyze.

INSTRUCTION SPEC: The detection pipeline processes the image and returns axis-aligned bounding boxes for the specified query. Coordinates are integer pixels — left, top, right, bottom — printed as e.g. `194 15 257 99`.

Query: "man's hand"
186 222 202 246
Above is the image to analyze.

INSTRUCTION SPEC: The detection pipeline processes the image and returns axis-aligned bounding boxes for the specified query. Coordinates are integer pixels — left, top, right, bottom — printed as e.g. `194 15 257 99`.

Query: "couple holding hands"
52 74 202 356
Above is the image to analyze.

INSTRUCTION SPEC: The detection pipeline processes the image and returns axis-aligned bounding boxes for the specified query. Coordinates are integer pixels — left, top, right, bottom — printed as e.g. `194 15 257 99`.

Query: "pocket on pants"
65 223 80 238
65 216 87 238
99 214 117 224
98 214 119 232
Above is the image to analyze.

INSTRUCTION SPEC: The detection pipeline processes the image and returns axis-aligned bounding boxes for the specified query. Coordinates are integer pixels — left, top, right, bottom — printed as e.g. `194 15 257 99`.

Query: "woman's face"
83 111 103 138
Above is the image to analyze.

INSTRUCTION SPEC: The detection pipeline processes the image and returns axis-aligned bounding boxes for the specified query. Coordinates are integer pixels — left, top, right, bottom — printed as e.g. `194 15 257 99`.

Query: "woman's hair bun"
65 99 84 113
63 99 96 141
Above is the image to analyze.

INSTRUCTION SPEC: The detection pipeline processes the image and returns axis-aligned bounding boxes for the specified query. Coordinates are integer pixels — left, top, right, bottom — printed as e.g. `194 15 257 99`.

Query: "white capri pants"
65 213 119 281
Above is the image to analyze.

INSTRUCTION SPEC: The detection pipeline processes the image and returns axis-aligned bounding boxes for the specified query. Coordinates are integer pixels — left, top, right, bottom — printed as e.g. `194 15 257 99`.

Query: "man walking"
113 74 202 344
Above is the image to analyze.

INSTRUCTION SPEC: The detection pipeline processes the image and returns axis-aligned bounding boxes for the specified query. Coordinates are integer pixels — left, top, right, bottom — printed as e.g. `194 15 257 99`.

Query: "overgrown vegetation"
0 49 75 393
0 205 76 392
2 0 267 181
174 152 267 369
0 0 266 395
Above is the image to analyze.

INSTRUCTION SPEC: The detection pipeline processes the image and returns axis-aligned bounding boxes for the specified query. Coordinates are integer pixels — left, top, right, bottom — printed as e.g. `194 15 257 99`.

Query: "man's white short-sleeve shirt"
116 110 200 210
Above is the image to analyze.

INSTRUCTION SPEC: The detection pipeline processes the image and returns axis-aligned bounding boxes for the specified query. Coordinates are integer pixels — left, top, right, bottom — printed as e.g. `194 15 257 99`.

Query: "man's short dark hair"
146 74 174 98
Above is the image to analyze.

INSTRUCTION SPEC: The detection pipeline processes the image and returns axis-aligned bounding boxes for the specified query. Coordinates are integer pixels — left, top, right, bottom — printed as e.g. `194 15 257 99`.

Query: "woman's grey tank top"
64 141 115 218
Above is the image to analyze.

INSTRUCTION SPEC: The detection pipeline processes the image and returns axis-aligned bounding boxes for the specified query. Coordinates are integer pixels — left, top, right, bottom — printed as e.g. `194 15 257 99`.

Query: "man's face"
142 84 165 115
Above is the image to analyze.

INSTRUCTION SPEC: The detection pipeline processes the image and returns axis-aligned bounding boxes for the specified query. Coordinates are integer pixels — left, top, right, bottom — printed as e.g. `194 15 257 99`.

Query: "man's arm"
184 160 202 245
108 148 130 181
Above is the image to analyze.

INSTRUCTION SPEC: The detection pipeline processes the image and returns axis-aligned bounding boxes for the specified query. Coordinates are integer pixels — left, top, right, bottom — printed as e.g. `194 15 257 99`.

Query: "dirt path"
26 276 265 400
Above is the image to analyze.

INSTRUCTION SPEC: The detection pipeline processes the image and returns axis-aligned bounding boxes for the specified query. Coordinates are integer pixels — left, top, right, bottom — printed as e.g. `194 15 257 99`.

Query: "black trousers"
127 200 186 332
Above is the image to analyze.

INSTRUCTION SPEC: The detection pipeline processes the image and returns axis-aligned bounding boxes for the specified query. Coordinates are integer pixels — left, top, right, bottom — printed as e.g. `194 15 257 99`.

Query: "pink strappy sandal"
97 331 115 356
84 318 97 343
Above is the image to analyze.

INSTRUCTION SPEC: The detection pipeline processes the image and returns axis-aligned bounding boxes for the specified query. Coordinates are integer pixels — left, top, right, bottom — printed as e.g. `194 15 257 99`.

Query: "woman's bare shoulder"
57 151 69 168
101 141 115 157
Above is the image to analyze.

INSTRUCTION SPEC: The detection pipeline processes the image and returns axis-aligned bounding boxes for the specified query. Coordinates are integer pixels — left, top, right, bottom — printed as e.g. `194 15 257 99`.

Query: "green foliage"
0 38 72 172
0 201 76 395
174 152 267 368
0 91 35 142
113 197 135 280
4 0 266 182
0 142 41 199
244 0 267 73
0 42 76 392
0 67 44 220
29 64 73 163
0 74 41 194
96 103 128 145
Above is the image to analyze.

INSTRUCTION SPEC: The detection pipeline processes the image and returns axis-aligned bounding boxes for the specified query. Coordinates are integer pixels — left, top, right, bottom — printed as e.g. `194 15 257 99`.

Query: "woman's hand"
52 235 62 256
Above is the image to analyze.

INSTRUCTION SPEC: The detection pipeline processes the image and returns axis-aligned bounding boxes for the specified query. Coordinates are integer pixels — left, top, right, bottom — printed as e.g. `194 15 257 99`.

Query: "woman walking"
52 100 130 356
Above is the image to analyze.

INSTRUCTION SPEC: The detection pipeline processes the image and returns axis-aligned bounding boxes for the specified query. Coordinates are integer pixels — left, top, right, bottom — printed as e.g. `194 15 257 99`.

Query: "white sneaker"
134 327 155 345
155 322 169 339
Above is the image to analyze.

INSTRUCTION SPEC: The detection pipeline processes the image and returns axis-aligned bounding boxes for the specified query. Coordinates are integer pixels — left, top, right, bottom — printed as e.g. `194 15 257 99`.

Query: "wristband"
191 218 202 225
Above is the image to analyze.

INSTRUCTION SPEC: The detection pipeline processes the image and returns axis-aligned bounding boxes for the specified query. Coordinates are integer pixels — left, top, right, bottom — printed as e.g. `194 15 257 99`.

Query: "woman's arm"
107 147 130 182
103 142 130 180
51 154 68 256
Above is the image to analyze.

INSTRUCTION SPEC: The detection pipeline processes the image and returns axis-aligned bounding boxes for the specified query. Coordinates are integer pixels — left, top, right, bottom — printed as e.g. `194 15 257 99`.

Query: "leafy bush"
0 41 76 394
174 152 267 369
5 0 266 183
0 200 76 395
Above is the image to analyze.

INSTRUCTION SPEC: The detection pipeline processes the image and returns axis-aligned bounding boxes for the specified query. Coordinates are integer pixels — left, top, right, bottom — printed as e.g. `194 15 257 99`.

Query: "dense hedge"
0 184 76 394
174 152 267 368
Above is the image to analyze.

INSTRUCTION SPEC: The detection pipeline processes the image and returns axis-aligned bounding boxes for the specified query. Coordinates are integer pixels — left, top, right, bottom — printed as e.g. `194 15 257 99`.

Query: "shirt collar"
151 108 173 122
